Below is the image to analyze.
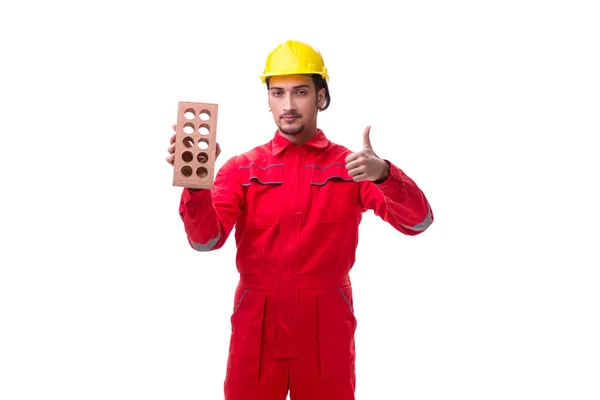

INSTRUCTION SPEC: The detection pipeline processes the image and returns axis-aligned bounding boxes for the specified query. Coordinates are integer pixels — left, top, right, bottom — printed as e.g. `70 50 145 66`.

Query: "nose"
283 93 295 112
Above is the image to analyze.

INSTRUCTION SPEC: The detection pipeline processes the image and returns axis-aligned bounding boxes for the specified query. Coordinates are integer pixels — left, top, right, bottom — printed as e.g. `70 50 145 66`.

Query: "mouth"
281 115 299 122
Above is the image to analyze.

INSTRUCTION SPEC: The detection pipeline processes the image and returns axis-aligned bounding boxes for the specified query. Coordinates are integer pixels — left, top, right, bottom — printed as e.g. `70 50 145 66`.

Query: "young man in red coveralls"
166 40 434 400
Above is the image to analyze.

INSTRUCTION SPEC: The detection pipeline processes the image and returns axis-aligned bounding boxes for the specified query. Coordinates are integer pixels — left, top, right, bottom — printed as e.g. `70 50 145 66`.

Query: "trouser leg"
289 287 357 400
224 358 290 400
224 287 290 400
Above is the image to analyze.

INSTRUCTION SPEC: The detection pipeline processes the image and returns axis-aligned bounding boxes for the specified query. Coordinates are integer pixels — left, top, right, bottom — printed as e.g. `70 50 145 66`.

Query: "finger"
168 143 175 154
346 165 366 177
345 159 363 171
344 151 360 164
169 133 176 145
216 143 221 158
352 171 367 182
166 154 175 165
347 168 360 177
346 161 360 171
362 126 372 150
172 124 177 132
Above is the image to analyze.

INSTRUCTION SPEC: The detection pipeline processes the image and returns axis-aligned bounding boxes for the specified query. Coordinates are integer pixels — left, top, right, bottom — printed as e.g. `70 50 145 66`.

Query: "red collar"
271 129 330 156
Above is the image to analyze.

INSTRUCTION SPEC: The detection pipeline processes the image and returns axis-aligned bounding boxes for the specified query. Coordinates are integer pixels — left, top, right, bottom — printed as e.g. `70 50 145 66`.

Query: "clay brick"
172 101 218 189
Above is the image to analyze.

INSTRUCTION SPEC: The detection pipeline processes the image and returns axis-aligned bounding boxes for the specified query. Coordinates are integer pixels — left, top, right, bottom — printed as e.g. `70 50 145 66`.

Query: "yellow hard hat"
260 40 329 83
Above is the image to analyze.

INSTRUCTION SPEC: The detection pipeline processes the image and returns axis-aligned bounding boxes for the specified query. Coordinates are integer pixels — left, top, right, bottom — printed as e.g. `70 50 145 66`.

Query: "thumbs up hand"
344 126 390 182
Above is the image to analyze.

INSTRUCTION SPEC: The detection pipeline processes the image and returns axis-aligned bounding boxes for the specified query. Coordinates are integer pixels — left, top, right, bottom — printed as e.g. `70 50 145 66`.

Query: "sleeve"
359 160 433 236
178 156 244 251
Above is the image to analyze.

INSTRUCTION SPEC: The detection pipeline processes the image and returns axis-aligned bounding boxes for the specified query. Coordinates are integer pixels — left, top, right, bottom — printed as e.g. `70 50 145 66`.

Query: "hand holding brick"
172 101 219 189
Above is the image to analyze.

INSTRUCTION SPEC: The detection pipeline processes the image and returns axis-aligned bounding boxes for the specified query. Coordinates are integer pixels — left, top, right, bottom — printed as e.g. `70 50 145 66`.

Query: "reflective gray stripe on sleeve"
401 209 432 232
190 232 221 251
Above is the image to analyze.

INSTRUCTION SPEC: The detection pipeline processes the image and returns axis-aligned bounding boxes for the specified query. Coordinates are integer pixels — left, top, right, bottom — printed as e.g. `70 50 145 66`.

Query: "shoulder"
318 140 354 162
328 140 352 154
235 142 274 166
219 140 275 172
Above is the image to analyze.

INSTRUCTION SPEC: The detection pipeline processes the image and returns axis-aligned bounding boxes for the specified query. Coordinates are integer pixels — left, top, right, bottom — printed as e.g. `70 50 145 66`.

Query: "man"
166 40 433 400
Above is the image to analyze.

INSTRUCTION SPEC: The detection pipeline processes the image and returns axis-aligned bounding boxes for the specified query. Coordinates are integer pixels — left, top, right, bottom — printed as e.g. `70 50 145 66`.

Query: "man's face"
268 75 324 136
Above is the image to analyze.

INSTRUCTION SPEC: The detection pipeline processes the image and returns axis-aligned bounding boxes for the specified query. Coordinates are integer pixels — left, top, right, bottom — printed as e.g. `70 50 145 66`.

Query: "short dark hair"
266 74 331 111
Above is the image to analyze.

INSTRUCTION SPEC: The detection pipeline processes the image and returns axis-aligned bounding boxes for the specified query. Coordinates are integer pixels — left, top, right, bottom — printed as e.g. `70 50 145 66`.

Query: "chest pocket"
306 162 358 223
240 163 283 226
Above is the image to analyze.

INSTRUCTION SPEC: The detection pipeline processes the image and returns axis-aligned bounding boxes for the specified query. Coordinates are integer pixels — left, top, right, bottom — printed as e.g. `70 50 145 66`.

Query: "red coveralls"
179 129 433 400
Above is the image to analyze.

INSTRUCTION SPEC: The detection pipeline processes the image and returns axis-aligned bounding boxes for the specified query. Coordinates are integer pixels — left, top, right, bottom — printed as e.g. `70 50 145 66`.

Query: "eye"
271 90 283 97
296 90 308 95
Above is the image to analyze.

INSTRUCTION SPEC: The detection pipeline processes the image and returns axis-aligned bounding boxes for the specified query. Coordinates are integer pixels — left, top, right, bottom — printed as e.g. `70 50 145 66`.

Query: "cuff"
182 187 212 204
374 160 405 190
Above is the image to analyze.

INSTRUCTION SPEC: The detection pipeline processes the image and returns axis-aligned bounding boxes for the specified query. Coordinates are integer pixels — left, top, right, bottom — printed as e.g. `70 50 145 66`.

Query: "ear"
317 88 326 109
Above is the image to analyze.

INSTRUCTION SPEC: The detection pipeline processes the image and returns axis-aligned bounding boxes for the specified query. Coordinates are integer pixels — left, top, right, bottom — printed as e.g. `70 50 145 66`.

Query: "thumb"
362 126 372 150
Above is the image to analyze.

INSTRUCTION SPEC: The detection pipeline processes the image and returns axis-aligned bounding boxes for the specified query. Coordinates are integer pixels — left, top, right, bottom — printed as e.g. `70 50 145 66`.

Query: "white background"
1 0 599 399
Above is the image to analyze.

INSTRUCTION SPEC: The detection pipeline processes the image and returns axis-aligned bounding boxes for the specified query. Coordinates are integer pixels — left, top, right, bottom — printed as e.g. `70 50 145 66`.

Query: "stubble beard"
279 123 305 135
278 115 305 135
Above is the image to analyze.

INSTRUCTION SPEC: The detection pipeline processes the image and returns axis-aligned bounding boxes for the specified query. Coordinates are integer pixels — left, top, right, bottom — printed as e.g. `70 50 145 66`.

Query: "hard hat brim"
260 71 329 83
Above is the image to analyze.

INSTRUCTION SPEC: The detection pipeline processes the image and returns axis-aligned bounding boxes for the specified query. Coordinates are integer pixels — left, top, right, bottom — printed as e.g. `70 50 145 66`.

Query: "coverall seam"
233 289 249 314
338 287 354 314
